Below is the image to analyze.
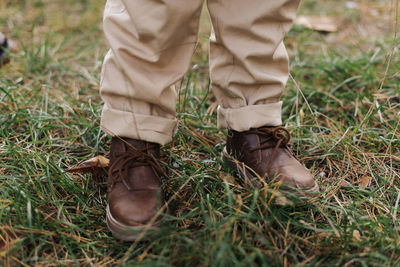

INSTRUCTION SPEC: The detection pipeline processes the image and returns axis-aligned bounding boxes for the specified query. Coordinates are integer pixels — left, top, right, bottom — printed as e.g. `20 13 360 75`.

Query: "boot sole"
222 147 319 194
106 205 160 241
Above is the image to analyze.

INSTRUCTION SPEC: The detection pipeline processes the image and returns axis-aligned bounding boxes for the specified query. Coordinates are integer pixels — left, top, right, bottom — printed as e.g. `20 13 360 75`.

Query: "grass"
1 0 400 266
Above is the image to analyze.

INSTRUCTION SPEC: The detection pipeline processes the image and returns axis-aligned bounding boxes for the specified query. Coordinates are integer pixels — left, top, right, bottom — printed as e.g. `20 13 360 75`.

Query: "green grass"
1 0 400 266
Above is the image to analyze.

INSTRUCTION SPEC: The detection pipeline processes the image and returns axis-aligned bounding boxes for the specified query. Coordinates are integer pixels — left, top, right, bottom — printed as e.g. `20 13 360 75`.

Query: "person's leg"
101 0 203 240
207 0 319 192
101 0 203 145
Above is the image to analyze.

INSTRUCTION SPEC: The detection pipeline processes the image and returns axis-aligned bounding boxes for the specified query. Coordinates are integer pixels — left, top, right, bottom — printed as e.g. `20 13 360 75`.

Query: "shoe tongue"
258 135 277 147
123 138 160 158
246 132 263 148
124 138 147 151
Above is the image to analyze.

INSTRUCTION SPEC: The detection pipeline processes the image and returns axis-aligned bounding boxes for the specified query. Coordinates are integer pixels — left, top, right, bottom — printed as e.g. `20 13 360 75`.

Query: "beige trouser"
100 0 300 145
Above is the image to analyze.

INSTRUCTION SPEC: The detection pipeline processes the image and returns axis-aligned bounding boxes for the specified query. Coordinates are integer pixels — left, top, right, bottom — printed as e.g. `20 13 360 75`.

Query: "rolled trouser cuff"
217 102 283 131
101 105 177 145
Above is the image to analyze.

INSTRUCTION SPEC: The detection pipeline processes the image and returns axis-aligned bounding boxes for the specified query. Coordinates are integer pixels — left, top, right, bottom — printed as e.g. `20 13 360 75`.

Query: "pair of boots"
106 126 319 241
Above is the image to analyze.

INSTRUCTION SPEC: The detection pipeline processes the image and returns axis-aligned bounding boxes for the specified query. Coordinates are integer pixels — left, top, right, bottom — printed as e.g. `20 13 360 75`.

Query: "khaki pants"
100 0 300 145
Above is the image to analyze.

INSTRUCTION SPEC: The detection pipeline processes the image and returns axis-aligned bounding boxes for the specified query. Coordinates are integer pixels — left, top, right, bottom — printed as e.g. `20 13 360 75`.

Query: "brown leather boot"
223 126 319 193
106 137 165 241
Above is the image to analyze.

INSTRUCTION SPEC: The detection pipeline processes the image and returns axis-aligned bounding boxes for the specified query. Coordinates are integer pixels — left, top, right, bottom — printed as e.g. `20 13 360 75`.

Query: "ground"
0 0 400 266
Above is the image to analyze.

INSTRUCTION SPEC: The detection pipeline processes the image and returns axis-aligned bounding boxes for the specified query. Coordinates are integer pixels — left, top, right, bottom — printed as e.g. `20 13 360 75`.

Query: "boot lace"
108 143 163 191
247 126 291 177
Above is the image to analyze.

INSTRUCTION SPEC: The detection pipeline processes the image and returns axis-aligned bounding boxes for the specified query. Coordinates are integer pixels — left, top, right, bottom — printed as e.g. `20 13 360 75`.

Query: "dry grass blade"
67 155 109 176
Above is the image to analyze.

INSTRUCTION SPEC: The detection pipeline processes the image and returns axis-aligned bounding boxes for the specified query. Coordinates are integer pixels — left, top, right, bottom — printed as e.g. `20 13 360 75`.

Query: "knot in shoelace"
247 126 291 177
108 145 163 191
